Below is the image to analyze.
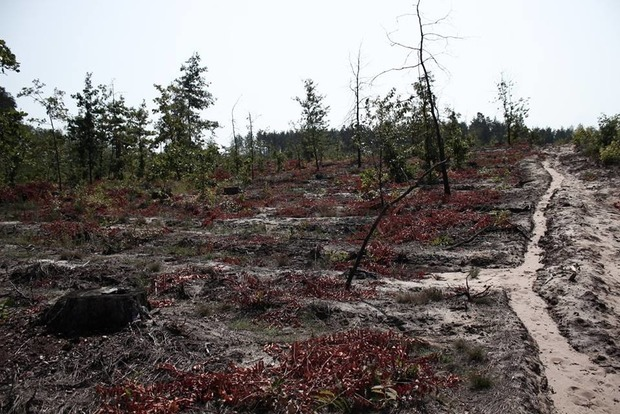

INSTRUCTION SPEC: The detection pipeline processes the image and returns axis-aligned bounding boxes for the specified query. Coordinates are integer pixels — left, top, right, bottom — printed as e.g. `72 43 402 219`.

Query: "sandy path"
486 159 620 413
389 158 620 413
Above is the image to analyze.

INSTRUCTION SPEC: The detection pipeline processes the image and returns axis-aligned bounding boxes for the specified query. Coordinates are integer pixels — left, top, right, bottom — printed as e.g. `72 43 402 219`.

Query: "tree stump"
222 186 241 195
42 287 150 335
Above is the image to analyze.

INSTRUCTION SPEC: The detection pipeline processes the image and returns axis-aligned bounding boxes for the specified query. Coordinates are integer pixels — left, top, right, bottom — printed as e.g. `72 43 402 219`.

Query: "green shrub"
469 372 493 390
600 141 620 165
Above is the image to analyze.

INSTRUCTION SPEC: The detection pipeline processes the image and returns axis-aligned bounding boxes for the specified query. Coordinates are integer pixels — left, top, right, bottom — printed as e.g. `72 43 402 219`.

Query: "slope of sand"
471 154 620 413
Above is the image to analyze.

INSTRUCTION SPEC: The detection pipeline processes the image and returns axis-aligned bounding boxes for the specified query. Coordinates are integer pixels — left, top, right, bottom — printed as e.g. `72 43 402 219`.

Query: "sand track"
460 155 620 413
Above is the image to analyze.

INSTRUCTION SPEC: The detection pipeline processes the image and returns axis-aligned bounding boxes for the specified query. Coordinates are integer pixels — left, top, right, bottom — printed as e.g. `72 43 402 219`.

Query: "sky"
2 0 619 148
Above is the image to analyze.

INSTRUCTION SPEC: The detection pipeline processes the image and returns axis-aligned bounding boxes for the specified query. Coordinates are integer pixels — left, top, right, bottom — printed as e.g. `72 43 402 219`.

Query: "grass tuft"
396 287 443 305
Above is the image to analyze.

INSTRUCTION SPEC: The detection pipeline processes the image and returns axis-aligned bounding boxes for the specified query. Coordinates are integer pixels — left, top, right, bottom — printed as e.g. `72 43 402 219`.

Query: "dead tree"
349 46 368 168
378 0 454 195
345 160 446 289
416 1 450 195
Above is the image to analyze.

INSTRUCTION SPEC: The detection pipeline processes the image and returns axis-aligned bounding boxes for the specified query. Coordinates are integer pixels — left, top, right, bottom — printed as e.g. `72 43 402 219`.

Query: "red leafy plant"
148 270 377 326
40 220 101 245
98 329 458 413
231 273 378 327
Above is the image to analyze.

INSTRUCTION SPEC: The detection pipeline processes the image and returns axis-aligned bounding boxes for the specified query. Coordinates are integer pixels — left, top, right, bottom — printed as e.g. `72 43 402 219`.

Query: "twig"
446 224 529 250
8 280 34 304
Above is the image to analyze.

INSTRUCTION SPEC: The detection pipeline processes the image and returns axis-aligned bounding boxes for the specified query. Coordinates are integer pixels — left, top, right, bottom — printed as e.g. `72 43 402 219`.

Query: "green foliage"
430 234 454 246
0 88 27 185
68 72 109 184
574 114 620 165
443 109 471 169
496 75 529 145
365 89 413 183
359 167 388 200
18 79 69 189
600 140 620 165
295 79 330 171
152 53 219 181
573 125 601 158
599 114 620 147
0 39 20 74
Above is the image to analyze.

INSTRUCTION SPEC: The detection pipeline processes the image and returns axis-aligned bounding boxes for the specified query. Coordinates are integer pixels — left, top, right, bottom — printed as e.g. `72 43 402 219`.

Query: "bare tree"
496 74 529 145
415 1 450 194
349 46 368 168
377 0 454 195
246 112 255 180
230 96 242 174
346 0 455 290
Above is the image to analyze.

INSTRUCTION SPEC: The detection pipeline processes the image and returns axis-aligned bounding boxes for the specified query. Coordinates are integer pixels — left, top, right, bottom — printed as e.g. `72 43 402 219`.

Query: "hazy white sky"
2 0 619 147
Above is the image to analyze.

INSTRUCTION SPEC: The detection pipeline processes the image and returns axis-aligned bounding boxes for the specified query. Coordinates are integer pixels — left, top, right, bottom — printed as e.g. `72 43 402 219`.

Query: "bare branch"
345 160 447 290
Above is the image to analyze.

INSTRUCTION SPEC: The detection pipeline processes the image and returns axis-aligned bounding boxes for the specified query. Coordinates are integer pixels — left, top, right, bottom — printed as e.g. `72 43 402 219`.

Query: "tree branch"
345 159 447 289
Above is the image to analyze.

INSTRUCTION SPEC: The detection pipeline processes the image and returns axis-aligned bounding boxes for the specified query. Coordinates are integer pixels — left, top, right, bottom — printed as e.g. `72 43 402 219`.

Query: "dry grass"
396 287 444 305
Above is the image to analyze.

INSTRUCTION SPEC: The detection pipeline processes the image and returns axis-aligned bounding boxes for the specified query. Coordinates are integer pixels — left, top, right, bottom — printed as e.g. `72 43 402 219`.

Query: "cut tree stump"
42 287 150 335
222 186 241 195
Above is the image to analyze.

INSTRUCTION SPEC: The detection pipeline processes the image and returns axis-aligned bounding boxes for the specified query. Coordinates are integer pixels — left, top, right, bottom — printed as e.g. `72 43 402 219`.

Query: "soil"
0 145 618 413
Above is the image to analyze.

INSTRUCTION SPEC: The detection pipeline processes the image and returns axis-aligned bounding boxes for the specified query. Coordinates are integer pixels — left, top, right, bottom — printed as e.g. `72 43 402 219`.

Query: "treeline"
0 39 596 194
256 115 575 161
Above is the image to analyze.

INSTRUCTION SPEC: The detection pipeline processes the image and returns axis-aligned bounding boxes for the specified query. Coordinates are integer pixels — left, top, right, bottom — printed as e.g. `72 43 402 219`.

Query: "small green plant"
466 346 486 363
469 372 493 390
468 267 480 280
328 250 350 264
453 339 486 363
0 298 16 321
491 210 510 226
314 389 350 412
359 168 387 200
600 140 620 165
431 234 454 246
196 301 233 317
582 170 598 181
147 262 162 273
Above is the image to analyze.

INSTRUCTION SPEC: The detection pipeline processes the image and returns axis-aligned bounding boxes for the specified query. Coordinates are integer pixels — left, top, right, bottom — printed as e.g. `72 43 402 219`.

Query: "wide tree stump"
222 186 241 195
42 287 150 335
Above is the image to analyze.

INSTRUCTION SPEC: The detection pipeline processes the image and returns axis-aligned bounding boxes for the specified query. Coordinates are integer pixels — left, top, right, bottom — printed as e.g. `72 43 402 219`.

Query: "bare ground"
0 146 618 413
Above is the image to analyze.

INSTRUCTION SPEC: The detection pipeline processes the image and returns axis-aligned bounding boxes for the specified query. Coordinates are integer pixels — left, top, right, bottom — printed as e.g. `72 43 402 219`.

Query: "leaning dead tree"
345 160 446 289
346 1 456 289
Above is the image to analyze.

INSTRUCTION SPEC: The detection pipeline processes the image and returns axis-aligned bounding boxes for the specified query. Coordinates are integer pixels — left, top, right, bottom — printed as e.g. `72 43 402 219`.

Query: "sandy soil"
0 145 618 413
533 148 620 413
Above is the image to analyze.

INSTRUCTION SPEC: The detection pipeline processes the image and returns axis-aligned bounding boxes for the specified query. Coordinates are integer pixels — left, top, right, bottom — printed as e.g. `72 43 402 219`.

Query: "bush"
469 372 493 390
600 141 620 165
573 125 601 159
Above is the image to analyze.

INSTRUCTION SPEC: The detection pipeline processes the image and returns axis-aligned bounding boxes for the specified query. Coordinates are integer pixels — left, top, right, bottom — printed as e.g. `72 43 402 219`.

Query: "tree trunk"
417 1 450 195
